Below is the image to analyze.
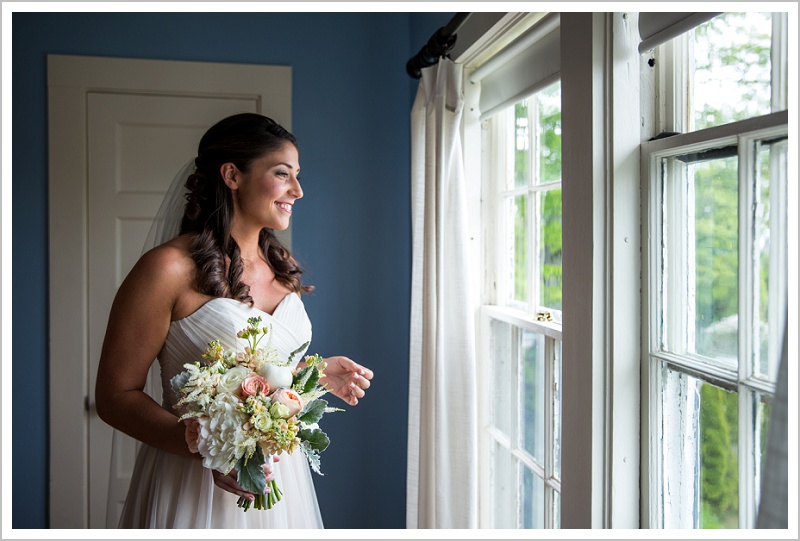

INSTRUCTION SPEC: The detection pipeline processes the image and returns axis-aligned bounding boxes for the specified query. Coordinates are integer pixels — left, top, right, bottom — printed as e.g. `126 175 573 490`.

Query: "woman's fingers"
353 371 371 389
357 366 374 380
212 469 254 500
262 460 278 483
348 368 372 401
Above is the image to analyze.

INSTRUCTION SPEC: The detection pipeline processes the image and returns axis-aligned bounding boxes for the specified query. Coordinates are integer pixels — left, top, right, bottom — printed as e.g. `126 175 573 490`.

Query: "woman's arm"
94 243 195 457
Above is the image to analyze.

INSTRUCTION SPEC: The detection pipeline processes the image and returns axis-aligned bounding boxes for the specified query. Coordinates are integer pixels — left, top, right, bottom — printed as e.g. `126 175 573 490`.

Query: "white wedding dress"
117 293 325 528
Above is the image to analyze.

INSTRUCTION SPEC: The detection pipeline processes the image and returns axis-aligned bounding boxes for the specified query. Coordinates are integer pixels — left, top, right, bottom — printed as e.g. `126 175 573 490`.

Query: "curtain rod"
406 12 471 79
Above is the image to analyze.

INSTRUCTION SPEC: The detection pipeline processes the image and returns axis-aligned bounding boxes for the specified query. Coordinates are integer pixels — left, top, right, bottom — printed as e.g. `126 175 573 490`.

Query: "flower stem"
236 481 282 511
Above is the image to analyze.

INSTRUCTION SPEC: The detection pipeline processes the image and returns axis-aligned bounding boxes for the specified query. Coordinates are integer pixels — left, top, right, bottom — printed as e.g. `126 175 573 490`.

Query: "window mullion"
738 136 756 383
768 140 787 378
739 386 758 528
737 133 765 529
741 125 759 529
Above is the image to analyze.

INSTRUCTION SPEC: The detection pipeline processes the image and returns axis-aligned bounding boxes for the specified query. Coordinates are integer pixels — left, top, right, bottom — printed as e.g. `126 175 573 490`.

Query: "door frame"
47 54 292 528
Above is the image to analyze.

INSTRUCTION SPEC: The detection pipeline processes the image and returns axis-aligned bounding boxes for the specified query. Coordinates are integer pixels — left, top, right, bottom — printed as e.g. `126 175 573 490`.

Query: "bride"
94 113 373 528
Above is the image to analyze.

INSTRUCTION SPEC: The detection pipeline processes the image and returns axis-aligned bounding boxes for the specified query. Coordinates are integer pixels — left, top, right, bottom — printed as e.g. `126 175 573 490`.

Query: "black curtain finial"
406 13 471 79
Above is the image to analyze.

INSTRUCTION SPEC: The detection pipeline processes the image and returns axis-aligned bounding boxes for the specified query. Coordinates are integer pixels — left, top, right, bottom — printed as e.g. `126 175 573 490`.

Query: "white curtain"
756 315 789 528
406 58 478 529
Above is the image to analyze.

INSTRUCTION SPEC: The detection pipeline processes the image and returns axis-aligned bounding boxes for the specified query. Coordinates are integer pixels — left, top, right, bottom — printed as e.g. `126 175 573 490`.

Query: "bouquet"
170 316 343 511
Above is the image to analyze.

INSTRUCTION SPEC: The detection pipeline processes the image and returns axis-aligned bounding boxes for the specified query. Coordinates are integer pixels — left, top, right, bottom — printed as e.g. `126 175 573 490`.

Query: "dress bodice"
158 293 312 409
119 292 323 528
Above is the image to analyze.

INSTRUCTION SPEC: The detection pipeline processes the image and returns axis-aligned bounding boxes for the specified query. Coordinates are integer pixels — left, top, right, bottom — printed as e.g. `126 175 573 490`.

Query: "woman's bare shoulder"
127 234 197 293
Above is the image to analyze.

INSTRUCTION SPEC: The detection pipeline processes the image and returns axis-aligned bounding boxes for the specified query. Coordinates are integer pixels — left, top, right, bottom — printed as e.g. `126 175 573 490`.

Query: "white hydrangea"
196 393 249 473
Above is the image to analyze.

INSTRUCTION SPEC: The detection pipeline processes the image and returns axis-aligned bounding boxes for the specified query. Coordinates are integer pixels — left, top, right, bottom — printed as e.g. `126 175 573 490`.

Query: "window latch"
536 311 553 322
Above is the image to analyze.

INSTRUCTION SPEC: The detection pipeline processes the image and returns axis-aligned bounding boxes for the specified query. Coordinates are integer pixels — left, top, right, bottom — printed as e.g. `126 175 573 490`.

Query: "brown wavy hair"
179 113 313 303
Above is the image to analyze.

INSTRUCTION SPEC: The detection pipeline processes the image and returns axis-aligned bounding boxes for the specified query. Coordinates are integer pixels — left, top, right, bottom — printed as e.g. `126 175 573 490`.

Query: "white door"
48 55 292 528
87 92 261 528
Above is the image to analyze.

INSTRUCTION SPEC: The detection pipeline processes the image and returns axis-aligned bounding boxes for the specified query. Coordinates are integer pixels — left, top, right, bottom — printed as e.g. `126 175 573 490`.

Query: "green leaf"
298 428 330 452
300 444 323 475
292 363 321 394
287 341 310 365
298 399 327 425
301 368 320 394
292 366 312 392
236 446 266 495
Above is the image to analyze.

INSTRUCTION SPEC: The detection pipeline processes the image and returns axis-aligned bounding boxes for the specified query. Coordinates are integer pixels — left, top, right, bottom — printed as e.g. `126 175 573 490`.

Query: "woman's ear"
221 163 239 190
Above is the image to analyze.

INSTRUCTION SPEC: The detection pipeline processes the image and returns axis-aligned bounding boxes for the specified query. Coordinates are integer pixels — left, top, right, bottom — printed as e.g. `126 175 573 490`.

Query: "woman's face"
229 142 303 231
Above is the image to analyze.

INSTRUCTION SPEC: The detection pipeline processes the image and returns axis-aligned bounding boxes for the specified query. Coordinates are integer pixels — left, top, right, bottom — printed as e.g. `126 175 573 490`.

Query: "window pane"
521 330 545 461
492 440 516 528
507 195 529 304
659 362 739 528
513 100 530 189
698 381 739 529
537 81 561 184
693 13 773 130
690 155 739 361
522 467 545 528
491 319 513 437
538 188 562 311
754 139 787 380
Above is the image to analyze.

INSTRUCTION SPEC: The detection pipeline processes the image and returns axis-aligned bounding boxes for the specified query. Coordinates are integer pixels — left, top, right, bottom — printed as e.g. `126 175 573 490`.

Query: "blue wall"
12 10 453 529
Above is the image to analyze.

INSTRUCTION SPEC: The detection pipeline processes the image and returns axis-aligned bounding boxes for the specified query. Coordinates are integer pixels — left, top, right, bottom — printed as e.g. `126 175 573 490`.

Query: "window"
642 12 788 529
479 80 563 529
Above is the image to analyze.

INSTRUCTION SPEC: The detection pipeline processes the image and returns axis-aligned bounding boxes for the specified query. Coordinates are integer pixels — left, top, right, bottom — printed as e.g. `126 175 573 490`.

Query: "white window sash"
641 108 788 528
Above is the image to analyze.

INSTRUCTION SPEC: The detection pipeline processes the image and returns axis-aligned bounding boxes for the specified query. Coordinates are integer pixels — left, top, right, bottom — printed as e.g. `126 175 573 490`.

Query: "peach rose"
241 374 270 397
184 417 201 454
270 388 304 417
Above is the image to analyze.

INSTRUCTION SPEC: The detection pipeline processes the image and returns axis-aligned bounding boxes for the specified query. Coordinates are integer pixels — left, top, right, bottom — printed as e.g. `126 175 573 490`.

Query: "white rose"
252 411 273 432
216 366 250 395
257 363 294 390
269 402 291 419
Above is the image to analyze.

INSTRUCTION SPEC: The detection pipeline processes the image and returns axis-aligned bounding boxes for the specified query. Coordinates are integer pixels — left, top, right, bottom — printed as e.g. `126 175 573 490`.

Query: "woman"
95 113 373 528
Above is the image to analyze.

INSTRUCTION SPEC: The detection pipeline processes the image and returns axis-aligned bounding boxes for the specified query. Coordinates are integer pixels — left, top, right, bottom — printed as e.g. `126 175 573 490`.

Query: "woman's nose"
290 176 303 199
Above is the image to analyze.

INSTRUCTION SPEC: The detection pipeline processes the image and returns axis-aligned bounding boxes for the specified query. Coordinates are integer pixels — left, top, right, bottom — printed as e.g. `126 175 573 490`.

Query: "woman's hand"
320 356 374 406
210 455 281 500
